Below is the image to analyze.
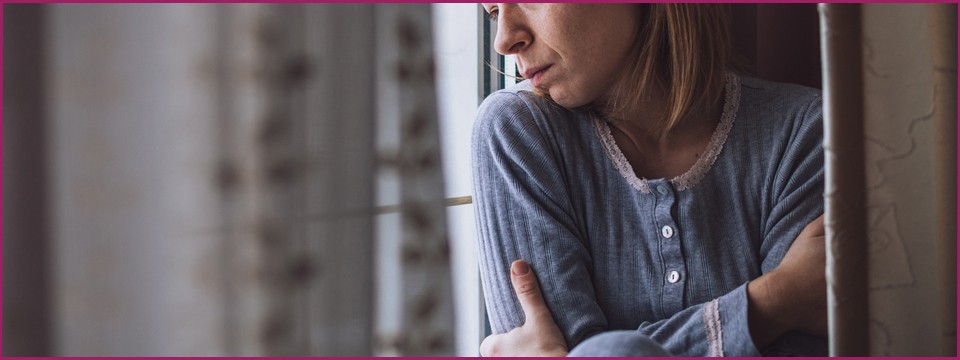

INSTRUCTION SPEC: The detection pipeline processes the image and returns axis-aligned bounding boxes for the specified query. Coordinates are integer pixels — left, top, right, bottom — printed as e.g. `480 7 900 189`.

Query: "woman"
472 4 828 356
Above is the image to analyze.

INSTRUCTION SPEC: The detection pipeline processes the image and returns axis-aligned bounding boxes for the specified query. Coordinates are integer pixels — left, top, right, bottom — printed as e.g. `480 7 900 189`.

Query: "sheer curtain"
820 3 956 356
4 4 455 356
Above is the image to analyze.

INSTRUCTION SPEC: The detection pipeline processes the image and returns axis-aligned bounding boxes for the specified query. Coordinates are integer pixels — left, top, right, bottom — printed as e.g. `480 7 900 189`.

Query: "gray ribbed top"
471 74 826 356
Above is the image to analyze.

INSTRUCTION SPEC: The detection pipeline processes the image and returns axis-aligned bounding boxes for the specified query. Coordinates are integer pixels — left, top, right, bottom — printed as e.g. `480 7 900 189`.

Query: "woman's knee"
568 331 671 357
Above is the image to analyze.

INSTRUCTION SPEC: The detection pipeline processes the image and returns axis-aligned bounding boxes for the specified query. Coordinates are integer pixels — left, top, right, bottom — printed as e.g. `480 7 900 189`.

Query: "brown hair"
603 4 733 139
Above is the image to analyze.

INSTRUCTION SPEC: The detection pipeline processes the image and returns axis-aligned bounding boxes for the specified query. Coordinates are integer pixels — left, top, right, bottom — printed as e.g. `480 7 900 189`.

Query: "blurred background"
6 4 478 356
3 3 955 356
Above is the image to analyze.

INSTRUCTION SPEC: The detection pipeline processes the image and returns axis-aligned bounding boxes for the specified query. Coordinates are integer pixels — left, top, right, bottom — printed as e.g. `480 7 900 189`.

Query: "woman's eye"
487 9 499 21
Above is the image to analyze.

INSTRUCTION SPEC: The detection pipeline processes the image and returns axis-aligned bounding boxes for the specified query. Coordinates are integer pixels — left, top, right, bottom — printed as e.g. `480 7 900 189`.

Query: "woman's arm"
473 91 608 347
478 216 826 357
748 215 827 349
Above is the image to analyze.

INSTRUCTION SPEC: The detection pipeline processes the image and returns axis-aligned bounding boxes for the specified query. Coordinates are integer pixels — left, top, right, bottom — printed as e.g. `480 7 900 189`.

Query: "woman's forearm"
747 215 828 350
746 271 798 349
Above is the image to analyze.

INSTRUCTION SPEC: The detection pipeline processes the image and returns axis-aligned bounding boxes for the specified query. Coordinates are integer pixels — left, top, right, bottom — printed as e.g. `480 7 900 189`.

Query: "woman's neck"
602 98 722 180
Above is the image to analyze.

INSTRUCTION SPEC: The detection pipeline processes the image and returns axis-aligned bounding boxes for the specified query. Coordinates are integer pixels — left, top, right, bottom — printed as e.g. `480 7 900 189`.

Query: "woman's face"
482 4 639 109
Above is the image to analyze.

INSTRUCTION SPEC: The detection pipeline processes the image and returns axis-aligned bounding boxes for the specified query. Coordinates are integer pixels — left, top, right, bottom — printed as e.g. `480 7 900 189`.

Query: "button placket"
652 180 685 314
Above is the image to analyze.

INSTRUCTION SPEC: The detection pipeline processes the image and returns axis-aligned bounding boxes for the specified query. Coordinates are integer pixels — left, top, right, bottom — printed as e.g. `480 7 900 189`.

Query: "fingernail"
512 260 529 275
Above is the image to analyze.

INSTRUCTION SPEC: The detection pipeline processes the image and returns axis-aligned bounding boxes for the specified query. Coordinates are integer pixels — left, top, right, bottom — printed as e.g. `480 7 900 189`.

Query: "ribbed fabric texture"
471 75 827 356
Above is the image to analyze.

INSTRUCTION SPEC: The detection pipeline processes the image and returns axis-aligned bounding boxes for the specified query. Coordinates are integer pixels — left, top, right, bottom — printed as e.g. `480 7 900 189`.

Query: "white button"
657 185 669 195
661 225 674 238
668 271 681 283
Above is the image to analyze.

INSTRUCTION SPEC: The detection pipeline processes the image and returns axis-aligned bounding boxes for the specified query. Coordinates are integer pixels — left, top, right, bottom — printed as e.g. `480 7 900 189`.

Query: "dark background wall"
4 3 52 356
732 4 822 89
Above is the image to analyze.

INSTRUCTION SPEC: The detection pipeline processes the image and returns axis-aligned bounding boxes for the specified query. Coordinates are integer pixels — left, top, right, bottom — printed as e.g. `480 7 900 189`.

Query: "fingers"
510 260 552 324
484 261 570 357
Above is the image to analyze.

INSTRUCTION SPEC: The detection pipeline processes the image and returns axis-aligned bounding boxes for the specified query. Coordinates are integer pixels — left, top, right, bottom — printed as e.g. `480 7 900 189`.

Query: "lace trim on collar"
592 73 741 193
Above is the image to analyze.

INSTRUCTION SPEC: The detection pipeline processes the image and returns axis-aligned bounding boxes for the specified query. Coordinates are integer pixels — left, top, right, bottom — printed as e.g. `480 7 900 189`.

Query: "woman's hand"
747 214 827 348
480 260 569 357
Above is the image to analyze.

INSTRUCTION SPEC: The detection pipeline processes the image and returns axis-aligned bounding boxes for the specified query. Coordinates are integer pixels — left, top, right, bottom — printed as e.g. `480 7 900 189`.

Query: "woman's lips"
523 65 552 87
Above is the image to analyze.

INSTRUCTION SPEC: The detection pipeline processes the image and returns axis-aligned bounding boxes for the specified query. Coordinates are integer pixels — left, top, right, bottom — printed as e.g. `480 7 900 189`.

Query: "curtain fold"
820 3 957 356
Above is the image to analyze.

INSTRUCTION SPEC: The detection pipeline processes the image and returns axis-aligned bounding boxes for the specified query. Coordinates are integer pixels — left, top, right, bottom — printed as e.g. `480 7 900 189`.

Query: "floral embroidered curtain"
4 4 454 356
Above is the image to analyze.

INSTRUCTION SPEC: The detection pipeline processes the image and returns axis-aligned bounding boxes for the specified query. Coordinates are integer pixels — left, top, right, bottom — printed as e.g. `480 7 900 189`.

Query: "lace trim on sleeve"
704 298 724 357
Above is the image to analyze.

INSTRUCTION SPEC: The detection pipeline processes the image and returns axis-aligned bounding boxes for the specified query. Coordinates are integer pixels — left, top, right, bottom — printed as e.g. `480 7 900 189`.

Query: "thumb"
510 260 551 324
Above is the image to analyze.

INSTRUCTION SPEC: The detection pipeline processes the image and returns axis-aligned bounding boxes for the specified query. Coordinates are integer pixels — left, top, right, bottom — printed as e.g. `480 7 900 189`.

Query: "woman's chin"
549 92 589 110
532 84 589 110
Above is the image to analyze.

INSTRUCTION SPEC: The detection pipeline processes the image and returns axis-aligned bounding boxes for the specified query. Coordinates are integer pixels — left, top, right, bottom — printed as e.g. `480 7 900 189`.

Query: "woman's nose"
493 7 531 55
